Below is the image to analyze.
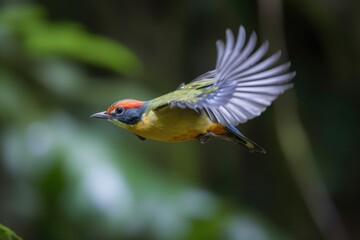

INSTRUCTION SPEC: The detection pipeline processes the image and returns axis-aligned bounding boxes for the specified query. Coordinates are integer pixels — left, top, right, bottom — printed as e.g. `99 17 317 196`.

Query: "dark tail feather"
224 125 266 154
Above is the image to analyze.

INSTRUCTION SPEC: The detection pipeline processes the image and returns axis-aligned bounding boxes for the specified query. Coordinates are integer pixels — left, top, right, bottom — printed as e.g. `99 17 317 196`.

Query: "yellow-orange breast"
117 107 226 142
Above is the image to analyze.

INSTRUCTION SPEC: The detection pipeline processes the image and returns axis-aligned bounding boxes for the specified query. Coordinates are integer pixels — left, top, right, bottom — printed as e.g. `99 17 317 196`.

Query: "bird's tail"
224 125 266 153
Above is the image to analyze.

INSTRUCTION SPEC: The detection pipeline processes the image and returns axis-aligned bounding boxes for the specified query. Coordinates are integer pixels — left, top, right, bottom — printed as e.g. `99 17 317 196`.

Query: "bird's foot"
197 131 238 144
196 132 216 144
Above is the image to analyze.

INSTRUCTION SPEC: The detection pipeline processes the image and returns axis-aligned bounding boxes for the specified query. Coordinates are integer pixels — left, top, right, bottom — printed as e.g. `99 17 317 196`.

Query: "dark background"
0 0 359 239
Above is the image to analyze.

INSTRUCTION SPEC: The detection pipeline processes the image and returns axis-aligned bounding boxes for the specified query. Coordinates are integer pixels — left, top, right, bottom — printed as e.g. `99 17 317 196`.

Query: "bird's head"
91 99 147 128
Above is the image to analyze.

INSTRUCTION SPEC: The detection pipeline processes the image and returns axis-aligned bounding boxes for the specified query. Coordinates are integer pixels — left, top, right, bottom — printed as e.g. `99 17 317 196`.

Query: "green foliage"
0 5 141 76
0 224 22 240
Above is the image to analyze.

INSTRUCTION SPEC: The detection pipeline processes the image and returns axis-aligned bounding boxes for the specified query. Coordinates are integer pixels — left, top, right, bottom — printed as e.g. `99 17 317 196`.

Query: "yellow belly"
120 107 226 142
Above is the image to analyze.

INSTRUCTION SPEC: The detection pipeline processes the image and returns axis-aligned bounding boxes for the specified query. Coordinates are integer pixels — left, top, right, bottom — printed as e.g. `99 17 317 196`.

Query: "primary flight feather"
91 26 295 153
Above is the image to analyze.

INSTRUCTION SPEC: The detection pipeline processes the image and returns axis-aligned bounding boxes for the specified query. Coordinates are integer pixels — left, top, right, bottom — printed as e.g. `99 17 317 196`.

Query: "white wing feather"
172 26 295 126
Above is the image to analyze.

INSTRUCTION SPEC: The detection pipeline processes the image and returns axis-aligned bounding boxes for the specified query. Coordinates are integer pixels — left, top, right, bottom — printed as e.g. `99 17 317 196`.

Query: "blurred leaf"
0 224 22 240
0 5 141 76
24 24 141 76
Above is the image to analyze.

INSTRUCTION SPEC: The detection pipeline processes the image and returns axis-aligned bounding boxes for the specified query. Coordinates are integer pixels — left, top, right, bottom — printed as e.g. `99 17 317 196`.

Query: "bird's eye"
115 106 125 115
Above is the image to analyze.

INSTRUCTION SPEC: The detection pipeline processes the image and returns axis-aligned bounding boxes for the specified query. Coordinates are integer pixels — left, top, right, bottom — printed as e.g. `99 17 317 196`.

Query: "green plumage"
148 78 217 112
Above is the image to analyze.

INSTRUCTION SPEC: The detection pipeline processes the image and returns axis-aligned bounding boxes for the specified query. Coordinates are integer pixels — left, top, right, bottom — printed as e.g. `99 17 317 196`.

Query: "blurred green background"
0 0 359 239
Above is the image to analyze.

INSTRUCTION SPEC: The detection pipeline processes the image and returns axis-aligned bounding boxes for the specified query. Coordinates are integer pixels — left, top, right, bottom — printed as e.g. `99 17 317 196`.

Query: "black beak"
90 111 112 119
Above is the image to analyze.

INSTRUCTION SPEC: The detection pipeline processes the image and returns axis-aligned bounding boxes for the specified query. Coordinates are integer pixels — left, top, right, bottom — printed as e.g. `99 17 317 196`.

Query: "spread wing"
150 26 295 125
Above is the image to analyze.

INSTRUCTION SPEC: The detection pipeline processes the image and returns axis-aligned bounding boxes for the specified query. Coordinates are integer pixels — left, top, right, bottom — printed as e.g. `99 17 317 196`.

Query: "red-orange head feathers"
106 99 145 114
91 99 147 125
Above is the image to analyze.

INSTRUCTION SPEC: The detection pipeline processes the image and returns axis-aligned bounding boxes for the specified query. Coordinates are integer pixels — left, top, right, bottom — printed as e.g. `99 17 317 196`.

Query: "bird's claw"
196 132 215 144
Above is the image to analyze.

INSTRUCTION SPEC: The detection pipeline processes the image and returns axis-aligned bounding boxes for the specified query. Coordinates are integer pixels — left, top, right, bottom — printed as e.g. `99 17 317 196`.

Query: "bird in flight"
91 26 295 153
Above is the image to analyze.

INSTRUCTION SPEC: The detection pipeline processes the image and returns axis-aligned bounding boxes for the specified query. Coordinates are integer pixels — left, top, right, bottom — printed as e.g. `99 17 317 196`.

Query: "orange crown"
106 99 144 113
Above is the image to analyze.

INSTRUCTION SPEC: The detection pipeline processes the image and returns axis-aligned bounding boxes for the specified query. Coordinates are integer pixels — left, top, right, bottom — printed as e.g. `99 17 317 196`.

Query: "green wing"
148 78 217 112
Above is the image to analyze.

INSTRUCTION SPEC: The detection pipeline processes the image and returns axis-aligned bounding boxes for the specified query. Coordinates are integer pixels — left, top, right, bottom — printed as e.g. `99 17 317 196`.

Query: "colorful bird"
91 26 295 153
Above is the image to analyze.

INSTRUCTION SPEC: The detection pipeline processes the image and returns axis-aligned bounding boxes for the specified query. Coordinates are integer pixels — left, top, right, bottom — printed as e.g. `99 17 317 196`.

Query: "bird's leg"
134 134 146 141
196 132 215 144
197 131 236 144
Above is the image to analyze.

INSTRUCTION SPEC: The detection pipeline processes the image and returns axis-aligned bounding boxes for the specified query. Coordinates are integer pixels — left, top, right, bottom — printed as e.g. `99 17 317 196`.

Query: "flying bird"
91 26 295 153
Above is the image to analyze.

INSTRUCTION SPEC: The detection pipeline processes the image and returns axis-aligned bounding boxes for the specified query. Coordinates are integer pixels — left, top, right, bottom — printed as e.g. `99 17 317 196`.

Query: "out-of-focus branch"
257 0 349 239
